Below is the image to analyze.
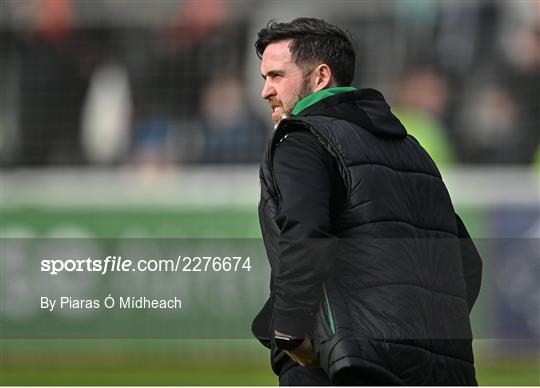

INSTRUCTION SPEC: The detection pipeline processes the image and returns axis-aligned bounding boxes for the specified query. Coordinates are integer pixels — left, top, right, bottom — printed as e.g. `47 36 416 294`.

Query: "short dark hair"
255 18 356 86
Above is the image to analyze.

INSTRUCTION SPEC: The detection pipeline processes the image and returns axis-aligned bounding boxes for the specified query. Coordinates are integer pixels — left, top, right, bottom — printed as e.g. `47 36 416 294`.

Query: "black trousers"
279 366 331 386
279 365 401 386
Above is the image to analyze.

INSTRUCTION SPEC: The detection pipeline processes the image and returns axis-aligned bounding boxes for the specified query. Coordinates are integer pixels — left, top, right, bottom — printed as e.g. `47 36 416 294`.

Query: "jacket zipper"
322 283 336 335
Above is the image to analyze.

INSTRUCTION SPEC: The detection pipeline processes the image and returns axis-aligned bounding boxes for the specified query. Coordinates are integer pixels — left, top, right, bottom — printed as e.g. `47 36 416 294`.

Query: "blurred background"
1 0 539 385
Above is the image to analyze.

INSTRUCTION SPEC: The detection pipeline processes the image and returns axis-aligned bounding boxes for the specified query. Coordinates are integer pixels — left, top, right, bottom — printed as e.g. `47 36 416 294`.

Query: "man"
252 18 482 386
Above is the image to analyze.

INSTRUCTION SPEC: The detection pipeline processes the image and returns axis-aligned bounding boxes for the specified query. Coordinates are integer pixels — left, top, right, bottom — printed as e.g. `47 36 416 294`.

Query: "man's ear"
312 64 334 92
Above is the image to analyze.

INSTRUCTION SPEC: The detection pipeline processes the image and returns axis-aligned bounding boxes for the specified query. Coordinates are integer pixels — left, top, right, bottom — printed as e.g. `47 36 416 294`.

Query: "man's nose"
261 80 275 100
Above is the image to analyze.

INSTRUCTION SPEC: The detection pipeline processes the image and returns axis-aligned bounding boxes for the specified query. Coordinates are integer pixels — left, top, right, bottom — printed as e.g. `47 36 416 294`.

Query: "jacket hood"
295 88 407 139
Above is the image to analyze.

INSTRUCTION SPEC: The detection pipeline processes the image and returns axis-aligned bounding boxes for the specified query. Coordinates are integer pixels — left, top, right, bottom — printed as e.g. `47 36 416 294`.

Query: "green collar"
292 86 356 115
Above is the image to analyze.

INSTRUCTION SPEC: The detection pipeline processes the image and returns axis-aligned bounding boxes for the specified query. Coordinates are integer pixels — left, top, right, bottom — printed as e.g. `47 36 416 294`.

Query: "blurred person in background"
455 83 520 164
391 67 455 167
80 61 132 165
198 77 267 163
252 17 482 385
15 0 88 165
453 5 539 164
497 21 540 164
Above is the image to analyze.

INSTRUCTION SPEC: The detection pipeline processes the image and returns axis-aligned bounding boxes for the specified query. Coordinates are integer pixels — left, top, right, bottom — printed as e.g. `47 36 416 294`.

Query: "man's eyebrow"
261 70 285 80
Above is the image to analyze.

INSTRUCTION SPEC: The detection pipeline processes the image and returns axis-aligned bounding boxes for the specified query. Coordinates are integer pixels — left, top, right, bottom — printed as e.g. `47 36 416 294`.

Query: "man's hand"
285 335 320 368
275 330 319 368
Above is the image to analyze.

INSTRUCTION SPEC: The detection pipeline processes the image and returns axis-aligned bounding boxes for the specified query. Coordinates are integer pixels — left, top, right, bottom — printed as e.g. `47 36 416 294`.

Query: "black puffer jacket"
254 88 481 385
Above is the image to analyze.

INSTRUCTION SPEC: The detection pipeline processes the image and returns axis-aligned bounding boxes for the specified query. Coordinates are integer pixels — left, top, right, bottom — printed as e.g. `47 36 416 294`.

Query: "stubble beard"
274 72 313 129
